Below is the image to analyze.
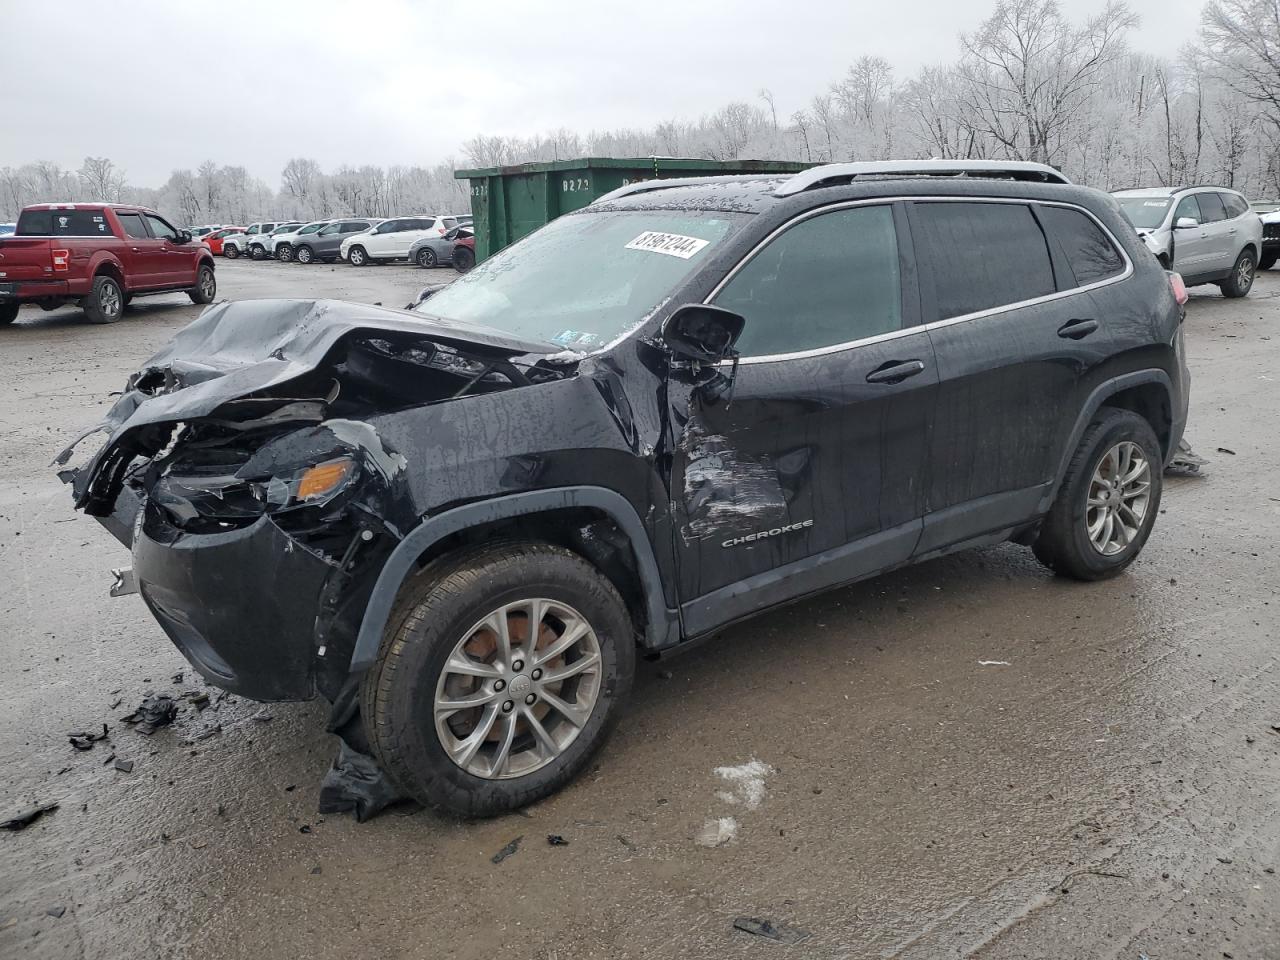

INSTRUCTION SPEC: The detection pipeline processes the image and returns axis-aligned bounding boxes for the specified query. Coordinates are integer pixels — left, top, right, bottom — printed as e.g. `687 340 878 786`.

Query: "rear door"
115 211 160 286
672 202 937 633
1194 191 1235 274
909 198 1121 554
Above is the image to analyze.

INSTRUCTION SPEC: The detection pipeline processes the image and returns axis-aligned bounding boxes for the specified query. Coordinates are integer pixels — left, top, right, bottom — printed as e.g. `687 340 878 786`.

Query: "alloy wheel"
99 281 121 319
199 269 215 300
433 598 603 780
1236 254 1255 292
1086 441 1151 556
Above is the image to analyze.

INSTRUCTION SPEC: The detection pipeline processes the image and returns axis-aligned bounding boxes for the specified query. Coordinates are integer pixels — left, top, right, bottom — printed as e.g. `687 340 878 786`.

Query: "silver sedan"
409 225 473 268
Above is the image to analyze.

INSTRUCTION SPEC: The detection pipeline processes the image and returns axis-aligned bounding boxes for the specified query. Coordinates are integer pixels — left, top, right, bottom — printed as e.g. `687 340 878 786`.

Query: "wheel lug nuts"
502 700 514 713
531 668 542 681
494 679 505 691
524 694 536 705
512 659 524 672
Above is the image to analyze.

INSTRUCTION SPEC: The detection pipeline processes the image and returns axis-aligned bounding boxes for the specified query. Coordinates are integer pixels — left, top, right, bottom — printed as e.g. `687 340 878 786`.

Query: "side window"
375 219 402 234
912 201 1055 320
347 221 370 232
117 213 149 239
1196 192 1227 223
144 215 178 241
1174 195 1203 224
714 205 902 358
47 210 110 235
1036 206 1125 287
443 218 458 230
1220 193 1248 219
404 218 431 230
245 225 259 235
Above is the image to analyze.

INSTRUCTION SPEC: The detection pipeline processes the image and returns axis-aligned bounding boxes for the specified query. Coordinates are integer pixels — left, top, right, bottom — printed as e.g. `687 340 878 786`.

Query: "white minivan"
339 216 461 266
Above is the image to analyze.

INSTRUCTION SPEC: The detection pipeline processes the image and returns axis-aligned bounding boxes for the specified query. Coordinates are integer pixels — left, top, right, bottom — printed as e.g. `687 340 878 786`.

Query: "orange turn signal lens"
297 459 354 501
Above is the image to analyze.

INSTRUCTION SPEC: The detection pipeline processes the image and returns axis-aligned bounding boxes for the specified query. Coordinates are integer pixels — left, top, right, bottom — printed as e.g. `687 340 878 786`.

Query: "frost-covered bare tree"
1201 0 1280 133
78 157 125 202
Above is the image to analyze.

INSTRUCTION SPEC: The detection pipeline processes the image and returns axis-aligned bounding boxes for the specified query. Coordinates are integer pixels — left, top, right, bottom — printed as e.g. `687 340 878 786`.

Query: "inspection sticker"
625 231 710 259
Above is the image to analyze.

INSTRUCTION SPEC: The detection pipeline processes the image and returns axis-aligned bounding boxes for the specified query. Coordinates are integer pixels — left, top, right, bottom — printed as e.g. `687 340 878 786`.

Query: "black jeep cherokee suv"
62 160 1189 816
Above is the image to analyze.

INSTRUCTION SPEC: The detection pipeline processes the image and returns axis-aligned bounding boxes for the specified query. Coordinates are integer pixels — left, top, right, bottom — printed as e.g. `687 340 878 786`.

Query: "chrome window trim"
706 195 1133 366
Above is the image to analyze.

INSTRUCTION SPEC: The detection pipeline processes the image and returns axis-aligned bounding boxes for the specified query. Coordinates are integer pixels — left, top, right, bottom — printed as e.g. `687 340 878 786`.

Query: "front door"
114 211 163 287
142 213 189 286
669 202 936 636
1169 194 1216 279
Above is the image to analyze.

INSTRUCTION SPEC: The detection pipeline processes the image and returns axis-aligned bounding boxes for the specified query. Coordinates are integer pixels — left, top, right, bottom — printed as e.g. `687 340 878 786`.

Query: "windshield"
414 209 749 350
298 222 325 234
1116 196 1173 230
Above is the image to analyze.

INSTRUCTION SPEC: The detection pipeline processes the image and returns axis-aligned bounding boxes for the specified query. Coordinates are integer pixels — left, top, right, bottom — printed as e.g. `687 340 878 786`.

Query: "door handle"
865 359 926 384
131 247 140 252
1058 318 1099 339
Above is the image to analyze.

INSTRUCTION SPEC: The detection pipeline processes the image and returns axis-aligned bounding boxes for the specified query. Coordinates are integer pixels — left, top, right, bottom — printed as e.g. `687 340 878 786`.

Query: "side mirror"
175 230 192 244
660 304 746 365
1175 217 1199 230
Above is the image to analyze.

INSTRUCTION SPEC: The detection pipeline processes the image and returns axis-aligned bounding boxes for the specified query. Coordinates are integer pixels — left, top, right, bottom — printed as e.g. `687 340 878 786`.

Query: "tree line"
3 0 1278 224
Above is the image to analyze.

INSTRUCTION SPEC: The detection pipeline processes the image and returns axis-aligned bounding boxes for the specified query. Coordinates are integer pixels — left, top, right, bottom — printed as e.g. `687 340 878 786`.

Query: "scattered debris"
102 753 116 765
732 917 810 944
318 742 405 823
1216 447 1236 455
171 671 184 684
713 759 774 809
108 698 122 710
186 691 211 711
114 759 134 773
2 801 58 831
491 836 523 864
547 835 569 846
696 817 739 847
978 660 1011 666
252 712 273 723
310 866 322 875
121 695 178 734
68 723 109 751
45 906 66 919
299 825 313 834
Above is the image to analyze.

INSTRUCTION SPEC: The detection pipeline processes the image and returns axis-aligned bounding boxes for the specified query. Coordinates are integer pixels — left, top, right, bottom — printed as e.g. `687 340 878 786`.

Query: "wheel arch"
1042 371 1174 513
90 254 126 288
348 487 678 675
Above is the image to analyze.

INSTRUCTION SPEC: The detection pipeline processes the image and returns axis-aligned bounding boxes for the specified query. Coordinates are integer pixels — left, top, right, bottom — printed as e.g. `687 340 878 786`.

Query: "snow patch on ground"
713 758 773 810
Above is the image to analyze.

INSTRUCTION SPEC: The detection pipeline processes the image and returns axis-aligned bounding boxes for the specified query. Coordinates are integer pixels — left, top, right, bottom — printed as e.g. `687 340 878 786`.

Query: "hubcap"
100 282 119 316
433 598 603 780
1237 256 1254 290
298 248 310 262
1086 440 1151 556
199 270 214 298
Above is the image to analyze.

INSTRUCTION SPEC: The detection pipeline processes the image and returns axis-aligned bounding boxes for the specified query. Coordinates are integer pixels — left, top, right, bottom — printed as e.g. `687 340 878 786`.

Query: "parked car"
186 225 220 238
201 226 244 256
258 222 305 260
272 220 332 262
62 160 1188 816
340 216 461 266
408 224 472 268
1112 186 1262 295
0 202 216 324
451 229 475 273
1254 203 1280 270
222 222 285 259
291 218 382 265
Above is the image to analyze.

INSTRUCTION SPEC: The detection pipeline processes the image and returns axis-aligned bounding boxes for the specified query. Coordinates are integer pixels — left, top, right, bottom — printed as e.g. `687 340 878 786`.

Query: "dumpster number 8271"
562 178 590 192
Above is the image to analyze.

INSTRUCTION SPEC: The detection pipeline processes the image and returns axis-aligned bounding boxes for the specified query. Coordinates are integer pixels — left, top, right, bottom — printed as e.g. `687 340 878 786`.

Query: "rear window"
1196 192 1227 223
1221 193 1249 218
912 201 1056 320
17 208 112 237
1037 206 1125 287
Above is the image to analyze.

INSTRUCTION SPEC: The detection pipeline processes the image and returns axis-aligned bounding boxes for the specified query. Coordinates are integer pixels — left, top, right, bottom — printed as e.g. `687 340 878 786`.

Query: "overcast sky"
2 0 1205 186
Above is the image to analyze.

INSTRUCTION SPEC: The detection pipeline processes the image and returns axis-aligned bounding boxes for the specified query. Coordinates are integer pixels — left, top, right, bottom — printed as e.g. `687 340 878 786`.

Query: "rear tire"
276 244 292 262
1032 408 1163 581
416 247 437 268
249 243 266 261
83 275 124 324
0 302 18 325
223 244 240 259
1220 249 1256 298
294 245 314 264
188 264 216 304
348 245 368 266
361 542 635 817
1260 253 1277 271
452 247 475 273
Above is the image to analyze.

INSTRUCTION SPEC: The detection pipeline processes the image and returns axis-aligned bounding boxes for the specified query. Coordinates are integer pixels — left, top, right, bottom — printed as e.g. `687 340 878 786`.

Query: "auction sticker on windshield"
625 231 710 259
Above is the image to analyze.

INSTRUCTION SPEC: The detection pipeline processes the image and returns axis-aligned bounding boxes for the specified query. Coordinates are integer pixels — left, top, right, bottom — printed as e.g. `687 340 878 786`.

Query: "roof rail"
592 175 780 206
773 160 1071 197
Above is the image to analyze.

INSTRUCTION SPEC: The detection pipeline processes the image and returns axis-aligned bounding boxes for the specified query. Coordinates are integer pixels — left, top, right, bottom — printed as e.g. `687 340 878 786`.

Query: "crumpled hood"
56 298 561 501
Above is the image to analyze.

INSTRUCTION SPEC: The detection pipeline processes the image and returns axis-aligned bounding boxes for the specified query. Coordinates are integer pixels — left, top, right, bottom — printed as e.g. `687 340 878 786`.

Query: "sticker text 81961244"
624 232 710 260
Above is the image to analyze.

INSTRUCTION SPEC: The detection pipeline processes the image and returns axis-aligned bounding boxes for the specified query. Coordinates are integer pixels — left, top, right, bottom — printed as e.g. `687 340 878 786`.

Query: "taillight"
52 248 70 272
1168 271 1188 306
437 227 446 234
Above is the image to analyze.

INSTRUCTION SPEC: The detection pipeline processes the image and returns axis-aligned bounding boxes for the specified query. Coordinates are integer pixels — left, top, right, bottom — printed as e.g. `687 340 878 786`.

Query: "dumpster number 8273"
562 178 590 192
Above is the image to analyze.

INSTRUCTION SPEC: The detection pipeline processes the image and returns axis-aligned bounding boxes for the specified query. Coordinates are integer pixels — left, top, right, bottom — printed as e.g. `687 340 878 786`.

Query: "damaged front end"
58 298 571 703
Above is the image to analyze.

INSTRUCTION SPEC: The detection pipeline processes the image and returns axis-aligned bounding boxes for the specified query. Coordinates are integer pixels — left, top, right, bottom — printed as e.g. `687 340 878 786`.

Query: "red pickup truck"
0 203 217 325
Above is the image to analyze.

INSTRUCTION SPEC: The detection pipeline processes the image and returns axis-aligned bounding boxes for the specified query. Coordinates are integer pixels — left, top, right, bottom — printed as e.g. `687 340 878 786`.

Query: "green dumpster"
454 157 811 263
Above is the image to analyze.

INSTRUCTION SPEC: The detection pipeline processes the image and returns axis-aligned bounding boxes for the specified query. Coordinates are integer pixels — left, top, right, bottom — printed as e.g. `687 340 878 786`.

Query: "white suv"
222 221 286 259
339 216 461 266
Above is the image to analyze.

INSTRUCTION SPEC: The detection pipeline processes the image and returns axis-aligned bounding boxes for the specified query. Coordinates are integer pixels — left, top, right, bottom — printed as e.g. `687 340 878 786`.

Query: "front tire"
452 247 475 273
361 542 635 817
249 243 266 261
294 245 314 264
223 244 240 259
84 275 124 324
276 244 292 262
188 264 216 304
416 247 437 268
1032 408 1163 581
348 245 368 266
0 302 18 325
1220 250 1256 298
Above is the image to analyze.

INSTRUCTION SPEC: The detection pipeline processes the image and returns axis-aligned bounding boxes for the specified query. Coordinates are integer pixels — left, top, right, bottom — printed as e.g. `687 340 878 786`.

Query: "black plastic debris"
1217 447 1236 455
122 695 178 734
299 825 313 834
68 723 110 751
171 671 184 684
46 906 66 919
2 801 58 831
491 836 523 864
114 759 134 773
317 742 404 823
547 834 569 846
732 917 810 944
